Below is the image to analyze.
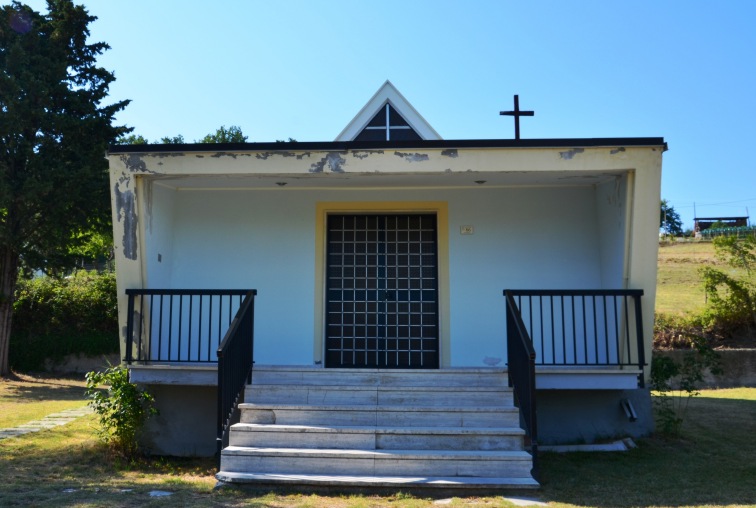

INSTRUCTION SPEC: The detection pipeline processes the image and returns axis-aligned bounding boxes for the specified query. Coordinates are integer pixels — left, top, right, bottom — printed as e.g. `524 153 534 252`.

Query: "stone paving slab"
0 406 92 440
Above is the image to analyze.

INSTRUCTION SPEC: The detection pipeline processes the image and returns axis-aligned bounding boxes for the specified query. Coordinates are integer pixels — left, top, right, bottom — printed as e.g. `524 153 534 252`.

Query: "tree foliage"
119 126 251 145
0 0 128 376
11 271 118 370
197 125 247 143
660 199 683 236
159 134 185 144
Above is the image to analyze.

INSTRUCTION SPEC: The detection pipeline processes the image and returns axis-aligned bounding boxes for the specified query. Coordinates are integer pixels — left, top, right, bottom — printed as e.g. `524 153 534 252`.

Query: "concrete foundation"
535 388 654 445
138 384 217 457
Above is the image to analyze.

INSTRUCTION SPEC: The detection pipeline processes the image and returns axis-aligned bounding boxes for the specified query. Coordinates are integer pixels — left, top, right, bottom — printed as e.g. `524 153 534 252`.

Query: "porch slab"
128 364 217 386
535 368 642 390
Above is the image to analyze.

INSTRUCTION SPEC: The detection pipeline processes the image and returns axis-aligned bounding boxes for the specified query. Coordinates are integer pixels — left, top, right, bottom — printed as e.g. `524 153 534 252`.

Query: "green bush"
699 235 756 337
86 364 158 458
10 271 119 371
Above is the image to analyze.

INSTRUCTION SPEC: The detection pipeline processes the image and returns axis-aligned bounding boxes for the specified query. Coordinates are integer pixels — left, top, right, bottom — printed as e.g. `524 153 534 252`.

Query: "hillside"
656 240 755 348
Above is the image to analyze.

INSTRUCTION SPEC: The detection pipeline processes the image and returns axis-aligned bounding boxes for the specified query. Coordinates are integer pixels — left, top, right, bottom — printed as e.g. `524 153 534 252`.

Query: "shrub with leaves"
85 364 158 457
699 235 756 335
651 334 723 436
10 271 118 371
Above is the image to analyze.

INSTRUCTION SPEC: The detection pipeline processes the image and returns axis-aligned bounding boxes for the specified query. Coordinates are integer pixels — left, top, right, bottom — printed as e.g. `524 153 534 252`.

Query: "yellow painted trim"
314 202 451 367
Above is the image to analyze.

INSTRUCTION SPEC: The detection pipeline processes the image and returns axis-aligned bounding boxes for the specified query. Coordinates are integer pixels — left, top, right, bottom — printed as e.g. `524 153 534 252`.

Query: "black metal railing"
504 291 539 480
505 289 646 385
216 290 257 465
124 289 251 364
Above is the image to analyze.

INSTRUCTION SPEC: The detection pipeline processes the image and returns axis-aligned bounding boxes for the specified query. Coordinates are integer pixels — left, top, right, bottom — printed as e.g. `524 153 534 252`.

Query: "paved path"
0 406 92 440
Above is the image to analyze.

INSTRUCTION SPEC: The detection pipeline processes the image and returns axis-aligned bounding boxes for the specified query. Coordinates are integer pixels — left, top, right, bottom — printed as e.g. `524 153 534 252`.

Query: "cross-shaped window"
354 103 421 142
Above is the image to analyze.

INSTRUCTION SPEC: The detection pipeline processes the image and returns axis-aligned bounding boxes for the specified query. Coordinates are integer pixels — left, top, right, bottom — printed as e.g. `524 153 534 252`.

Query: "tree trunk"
0 246 19 377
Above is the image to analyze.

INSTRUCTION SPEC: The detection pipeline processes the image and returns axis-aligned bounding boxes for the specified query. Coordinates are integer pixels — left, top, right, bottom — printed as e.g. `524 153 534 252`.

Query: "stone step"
216 471 540 489
239 403 520 428
250 366 509 388
229 423 525 451
220 446 534 478
245 384 514 406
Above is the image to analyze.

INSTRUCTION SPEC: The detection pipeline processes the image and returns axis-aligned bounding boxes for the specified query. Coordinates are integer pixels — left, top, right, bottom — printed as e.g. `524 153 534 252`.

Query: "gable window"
354 103 422 142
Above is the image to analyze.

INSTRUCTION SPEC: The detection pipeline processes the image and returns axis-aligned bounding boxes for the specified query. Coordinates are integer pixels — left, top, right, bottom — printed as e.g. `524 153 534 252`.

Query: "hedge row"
10 271 119 371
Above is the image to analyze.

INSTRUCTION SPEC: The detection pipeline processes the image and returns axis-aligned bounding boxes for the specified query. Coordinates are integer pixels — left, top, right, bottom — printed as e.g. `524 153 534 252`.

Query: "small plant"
651 334 723 436
85 364 158 458
699 235 756 334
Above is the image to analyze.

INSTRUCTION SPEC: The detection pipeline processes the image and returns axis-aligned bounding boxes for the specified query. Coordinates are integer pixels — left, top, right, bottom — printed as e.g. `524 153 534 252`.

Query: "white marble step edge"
250 367 509 387
231 423 526 436
216 471 539 489
245 385 514 406
221 446 533 461
238 403 518 412
246 384 513 392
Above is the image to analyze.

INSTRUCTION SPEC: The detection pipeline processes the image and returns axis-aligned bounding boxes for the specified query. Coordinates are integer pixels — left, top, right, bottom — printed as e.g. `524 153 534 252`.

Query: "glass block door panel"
325 214 439 368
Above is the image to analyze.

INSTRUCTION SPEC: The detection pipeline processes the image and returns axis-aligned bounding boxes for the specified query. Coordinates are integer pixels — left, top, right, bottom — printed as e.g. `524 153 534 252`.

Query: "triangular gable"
335 80 442 141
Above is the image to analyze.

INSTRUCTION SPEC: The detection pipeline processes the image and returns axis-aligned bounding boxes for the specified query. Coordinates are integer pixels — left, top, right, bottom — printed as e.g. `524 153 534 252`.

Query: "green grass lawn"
1 380 754 507
0 373 88 428
539 388 756 507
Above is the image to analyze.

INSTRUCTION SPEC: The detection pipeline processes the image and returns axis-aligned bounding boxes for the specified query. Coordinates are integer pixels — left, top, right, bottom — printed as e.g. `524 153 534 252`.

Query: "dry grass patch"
0 372 88 428
656 241 756 316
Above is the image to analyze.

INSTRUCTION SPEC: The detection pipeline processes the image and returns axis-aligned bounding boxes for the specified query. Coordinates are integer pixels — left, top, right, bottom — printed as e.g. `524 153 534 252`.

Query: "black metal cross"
500 95 534 140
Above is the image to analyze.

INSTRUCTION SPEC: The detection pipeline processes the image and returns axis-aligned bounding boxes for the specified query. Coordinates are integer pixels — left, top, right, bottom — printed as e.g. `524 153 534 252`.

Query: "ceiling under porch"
147 169 628 191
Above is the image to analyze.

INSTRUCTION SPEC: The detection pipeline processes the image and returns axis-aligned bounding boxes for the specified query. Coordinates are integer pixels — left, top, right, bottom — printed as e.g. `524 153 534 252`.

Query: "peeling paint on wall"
610 147 626 155
441 149 458 158
114 183 138 260
559 148 585 160
255 152 298 160
394 151 430 163
121 154 147 172
309 152 347 173
352 150 385 160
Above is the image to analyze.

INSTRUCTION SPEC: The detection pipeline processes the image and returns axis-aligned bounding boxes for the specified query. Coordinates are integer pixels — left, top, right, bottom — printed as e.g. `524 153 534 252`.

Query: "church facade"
108 82 665 476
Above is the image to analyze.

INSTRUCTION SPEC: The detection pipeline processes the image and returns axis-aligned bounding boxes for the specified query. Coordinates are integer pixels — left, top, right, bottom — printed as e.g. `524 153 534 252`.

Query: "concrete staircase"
216 366 538 490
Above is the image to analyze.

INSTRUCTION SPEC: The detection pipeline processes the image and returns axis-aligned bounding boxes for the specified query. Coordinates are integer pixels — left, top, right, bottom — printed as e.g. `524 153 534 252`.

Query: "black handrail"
216 290 257 466
506 289 646 386
124 289 251 364
504 290 539 480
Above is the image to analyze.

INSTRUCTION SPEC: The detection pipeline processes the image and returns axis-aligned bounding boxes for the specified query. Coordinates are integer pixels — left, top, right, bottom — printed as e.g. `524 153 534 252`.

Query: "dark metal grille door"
326 214 439 369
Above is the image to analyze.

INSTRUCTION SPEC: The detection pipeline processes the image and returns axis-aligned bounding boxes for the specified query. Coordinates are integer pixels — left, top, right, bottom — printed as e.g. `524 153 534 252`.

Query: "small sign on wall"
460 225 474 235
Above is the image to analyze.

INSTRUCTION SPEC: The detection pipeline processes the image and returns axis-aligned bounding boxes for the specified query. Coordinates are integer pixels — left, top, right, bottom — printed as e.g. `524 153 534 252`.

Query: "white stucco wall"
144 182 177 288
139 186 612 366
594 175 628 288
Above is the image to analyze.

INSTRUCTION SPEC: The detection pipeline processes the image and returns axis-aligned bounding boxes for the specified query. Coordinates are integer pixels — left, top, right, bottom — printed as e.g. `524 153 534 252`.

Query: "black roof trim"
109 137 667 154
694 217 749 220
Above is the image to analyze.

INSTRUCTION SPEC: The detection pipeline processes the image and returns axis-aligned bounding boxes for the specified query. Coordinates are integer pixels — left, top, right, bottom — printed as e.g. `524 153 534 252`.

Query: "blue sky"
23 0 756 229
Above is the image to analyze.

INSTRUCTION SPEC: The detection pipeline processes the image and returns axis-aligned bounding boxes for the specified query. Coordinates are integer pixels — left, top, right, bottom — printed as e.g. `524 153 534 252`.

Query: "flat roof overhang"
109 137 667 155
109 137 666 191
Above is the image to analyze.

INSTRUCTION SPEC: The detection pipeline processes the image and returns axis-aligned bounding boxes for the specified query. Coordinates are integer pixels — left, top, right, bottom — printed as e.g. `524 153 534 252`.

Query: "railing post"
125 291 134 364
215 289 257 471
504 290 539 481
633 294 646 388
